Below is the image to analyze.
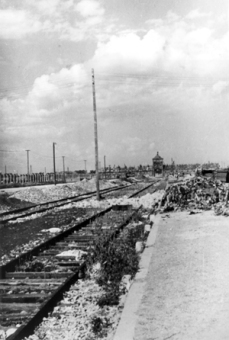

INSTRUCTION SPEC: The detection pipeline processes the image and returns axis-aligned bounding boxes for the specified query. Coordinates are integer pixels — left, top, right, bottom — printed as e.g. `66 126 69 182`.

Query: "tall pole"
62 156 65 182
84 160 87 172
53 143 56 185
92 68 100 200
104 155 106 179
26 150 30 176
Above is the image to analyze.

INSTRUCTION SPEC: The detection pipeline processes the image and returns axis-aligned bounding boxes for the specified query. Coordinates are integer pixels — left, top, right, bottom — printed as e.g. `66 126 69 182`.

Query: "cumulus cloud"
75 0 105 18
185 9 211 20
0 8 42 39
0 0 106 41
212 81 229 95
91 13 229 79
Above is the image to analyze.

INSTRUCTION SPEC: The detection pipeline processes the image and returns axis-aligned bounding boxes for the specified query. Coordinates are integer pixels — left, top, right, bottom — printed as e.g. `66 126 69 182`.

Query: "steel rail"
128 180 160 198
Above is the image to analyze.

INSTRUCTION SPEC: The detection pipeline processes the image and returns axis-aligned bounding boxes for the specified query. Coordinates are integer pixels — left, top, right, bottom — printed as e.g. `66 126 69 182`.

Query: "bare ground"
134 210 229 340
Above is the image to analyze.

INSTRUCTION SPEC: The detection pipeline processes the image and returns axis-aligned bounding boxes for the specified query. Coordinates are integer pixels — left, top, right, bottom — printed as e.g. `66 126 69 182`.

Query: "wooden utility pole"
62 156 65 182
53 143 56 185
104 155 106 179
92 68 100 200
26 150 30 176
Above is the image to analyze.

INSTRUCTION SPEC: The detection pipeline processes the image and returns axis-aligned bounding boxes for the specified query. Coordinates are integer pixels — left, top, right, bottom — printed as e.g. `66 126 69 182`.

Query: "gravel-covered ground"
22 276 123 340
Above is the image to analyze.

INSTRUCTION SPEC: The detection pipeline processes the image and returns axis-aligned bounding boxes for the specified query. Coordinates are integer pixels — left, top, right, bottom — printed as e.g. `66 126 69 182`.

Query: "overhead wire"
0 72 228 98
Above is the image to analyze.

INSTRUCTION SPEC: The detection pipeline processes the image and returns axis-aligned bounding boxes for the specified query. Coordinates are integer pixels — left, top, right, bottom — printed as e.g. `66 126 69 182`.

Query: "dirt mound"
0 192 34 212
9 179 117 204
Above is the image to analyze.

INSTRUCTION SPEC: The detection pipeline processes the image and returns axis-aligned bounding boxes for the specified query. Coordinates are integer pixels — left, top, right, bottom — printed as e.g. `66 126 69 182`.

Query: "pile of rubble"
161 176 229 216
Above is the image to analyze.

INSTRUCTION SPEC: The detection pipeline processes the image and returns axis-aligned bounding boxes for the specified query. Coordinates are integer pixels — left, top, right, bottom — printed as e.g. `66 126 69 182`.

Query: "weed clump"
87 224 144 303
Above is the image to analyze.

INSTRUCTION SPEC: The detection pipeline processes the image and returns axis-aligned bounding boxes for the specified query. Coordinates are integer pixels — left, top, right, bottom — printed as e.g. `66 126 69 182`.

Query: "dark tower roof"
153 151 163 160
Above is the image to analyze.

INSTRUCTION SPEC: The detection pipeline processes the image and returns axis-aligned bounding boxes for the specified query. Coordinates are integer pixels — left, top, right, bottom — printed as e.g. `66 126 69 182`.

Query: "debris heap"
161 176 229 216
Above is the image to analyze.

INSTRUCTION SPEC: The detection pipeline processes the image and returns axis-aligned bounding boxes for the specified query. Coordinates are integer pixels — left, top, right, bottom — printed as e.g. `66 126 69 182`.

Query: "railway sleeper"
5 272 73 279
0 302 40 313
63 236 93 241
51 244 89 251
53 243 91 249
0 293 48 303
56 261 80 267
0 285 56 294
0 279 64 285
0 314 35 326
35 254 82 260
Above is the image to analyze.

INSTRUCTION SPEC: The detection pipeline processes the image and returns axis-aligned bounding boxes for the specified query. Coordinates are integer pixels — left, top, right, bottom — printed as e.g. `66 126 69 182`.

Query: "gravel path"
134 211 229 340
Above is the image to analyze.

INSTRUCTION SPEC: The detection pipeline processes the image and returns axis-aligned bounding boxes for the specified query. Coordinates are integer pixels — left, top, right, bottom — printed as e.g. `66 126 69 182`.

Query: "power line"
0 73 227 97
0 149 25 152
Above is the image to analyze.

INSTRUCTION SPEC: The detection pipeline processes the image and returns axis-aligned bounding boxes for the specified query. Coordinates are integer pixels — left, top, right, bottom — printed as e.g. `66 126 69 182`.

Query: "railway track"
1 204 139 340
0 184 134 224
0 179 161 224
0 180 162 340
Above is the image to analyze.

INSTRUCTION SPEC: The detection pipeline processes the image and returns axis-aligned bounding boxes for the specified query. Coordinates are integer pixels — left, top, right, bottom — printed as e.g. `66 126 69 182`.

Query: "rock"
0 330 5 340
150 214 155 222
135 241 144 253
144 224 151 232
6 328 17 337
48 228 61 233
120 275 132 292
56 249 87 261
21 310 27 315
93 262 101 271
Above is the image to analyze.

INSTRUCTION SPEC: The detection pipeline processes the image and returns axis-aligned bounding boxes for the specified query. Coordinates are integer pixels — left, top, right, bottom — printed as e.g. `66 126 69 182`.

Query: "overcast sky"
0 0 229 173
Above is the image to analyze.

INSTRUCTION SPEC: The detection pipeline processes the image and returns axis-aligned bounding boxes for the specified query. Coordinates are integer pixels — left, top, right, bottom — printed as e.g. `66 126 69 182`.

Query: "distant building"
153 152 163 174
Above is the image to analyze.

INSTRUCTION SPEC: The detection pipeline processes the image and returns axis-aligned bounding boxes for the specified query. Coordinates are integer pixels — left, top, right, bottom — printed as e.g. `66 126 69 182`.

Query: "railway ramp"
114 210 229 340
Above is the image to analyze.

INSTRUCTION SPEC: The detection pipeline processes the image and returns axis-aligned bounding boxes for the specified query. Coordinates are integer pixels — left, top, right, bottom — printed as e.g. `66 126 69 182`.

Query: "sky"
0 0 229 173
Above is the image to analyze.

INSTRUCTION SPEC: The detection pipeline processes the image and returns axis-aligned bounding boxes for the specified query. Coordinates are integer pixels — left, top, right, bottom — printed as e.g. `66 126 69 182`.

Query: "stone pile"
161 176 229 215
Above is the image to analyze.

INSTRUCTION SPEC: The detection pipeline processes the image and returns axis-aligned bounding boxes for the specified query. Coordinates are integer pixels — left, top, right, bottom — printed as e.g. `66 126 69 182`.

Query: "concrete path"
114 210 229 340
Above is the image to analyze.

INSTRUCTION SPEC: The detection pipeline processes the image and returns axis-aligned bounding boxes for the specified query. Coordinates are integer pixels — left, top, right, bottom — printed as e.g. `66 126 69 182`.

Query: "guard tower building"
153 152 164 175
